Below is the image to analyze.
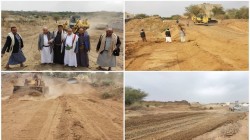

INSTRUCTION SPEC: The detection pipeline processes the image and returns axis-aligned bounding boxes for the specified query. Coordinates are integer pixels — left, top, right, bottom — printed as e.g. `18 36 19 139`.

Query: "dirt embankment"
125 99 248 140
126 111 247 140
1 12 123 71
2 75 123 140
125 17 248 71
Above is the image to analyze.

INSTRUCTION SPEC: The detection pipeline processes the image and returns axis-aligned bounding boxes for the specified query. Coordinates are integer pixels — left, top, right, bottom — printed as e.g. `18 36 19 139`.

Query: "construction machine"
69 15 81 28
13 74 49 96
68 15 90 33
192 14 218 25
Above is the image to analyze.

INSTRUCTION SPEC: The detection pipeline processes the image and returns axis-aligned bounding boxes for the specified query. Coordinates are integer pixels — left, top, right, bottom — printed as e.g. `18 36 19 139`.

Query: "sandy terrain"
125 18 248 71
193 114 248 140
1 12 123 71
125 101 248 140
2 73 123 140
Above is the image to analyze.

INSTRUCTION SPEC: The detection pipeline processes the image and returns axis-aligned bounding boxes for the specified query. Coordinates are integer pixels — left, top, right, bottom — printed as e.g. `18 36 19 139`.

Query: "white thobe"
64 34 77 67
41 34 53 63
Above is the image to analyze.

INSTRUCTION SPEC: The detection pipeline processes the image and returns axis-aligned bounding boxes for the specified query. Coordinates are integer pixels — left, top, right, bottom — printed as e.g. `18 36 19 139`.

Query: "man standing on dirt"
165 28 172 43
140 29 147 42
1 26 26 69
51 24 66 64
38 27 53 65
96 28 121 71
63 28 78 67
76 27 90 68
180 28 186 42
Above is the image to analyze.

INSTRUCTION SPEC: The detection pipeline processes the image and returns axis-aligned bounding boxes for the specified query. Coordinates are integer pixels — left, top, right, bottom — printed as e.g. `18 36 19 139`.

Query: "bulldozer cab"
70 15 81 28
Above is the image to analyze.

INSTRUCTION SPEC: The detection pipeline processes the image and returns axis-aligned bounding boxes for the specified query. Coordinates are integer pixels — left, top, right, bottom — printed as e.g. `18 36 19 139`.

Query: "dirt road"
125 111 246 140
2 76 123 140
125 18 248 70
1 12 123 71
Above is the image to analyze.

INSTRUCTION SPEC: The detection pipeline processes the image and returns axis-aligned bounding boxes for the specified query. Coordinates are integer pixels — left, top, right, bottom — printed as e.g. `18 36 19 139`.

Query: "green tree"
134 14 149 19
53 15 60 23
125 87 148 105
226 8 238 19
226 6 249 19
185 5 204 16
236 6 249 19
171 15 181 20
212 7 225 16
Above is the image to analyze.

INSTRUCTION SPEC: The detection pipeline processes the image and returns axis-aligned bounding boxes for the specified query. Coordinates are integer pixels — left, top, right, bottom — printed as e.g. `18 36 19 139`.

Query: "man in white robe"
64 28 78 67
38 27 53 64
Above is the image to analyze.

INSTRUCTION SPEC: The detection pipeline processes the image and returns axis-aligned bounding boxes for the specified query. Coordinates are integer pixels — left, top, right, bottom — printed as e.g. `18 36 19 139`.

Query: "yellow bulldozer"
192 14 218 25
62 15 90 33
13 74 49 96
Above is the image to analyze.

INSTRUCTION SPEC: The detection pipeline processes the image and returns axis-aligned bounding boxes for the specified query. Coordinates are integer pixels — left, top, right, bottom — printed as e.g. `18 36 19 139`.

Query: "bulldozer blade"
13 86 45 96
207 20 218 26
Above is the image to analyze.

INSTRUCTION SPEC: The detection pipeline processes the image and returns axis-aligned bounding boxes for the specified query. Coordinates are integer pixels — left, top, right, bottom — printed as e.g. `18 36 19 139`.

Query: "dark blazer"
2 34 23 54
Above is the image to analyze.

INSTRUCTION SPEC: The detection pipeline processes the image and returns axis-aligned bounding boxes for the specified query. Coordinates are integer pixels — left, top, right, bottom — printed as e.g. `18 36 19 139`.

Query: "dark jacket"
38 32 53 50
96 35 121 52
2 34 23 54
165 30 171 37
140 31 146 38
77 32 90 51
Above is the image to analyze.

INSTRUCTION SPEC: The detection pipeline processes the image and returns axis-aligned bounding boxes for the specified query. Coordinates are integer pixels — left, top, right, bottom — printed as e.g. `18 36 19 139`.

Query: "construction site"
125 2 248 71
126 100 248 140
1 10 123 71
2 72 123 140
125 72 249 140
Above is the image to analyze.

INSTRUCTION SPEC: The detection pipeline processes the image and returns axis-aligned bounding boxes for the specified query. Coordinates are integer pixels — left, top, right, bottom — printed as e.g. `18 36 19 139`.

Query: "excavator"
192 14 218 26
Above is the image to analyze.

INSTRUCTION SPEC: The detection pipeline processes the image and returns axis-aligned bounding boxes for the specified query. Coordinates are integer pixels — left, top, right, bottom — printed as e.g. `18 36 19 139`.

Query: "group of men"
140 27 186 43
2 25 121 71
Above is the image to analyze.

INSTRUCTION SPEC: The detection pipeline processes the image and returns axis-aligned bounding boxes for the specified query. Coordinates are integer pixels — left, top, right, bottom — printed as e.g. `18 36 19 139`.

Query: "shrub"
101 92 112 99
102 80 112 86
134 14 149 19
125 87 148 105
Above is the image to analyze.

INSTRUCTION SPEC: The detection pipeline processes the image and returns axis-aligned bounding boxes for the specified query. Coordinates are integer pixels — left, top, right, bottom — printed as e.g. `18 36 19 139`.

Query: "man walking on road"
1 26 26 69
180 28 186 43
140 29 147 42
165 28 172 43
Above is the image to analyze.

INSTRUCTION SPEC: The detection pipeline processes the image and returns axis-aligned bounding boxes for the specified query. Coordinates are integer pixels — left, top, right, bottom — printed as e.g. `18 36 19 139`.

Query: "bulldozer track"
125 112 246 140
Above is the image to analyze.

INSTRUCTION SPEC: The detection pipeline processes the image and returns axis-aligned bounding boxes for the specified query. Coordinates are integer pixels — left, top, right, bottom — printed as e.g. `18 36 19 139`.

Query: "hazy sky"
125 72 249 103
2 1 123 12
126 1 249 17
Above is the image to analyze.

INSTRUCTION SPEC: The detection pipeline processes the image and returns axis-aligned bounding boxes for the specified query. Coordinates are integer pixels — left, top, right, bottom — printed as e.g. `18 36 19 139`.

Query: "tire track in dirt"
67 95 123 140
54 95 123 140
126 112 246 140
15 100 54 139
